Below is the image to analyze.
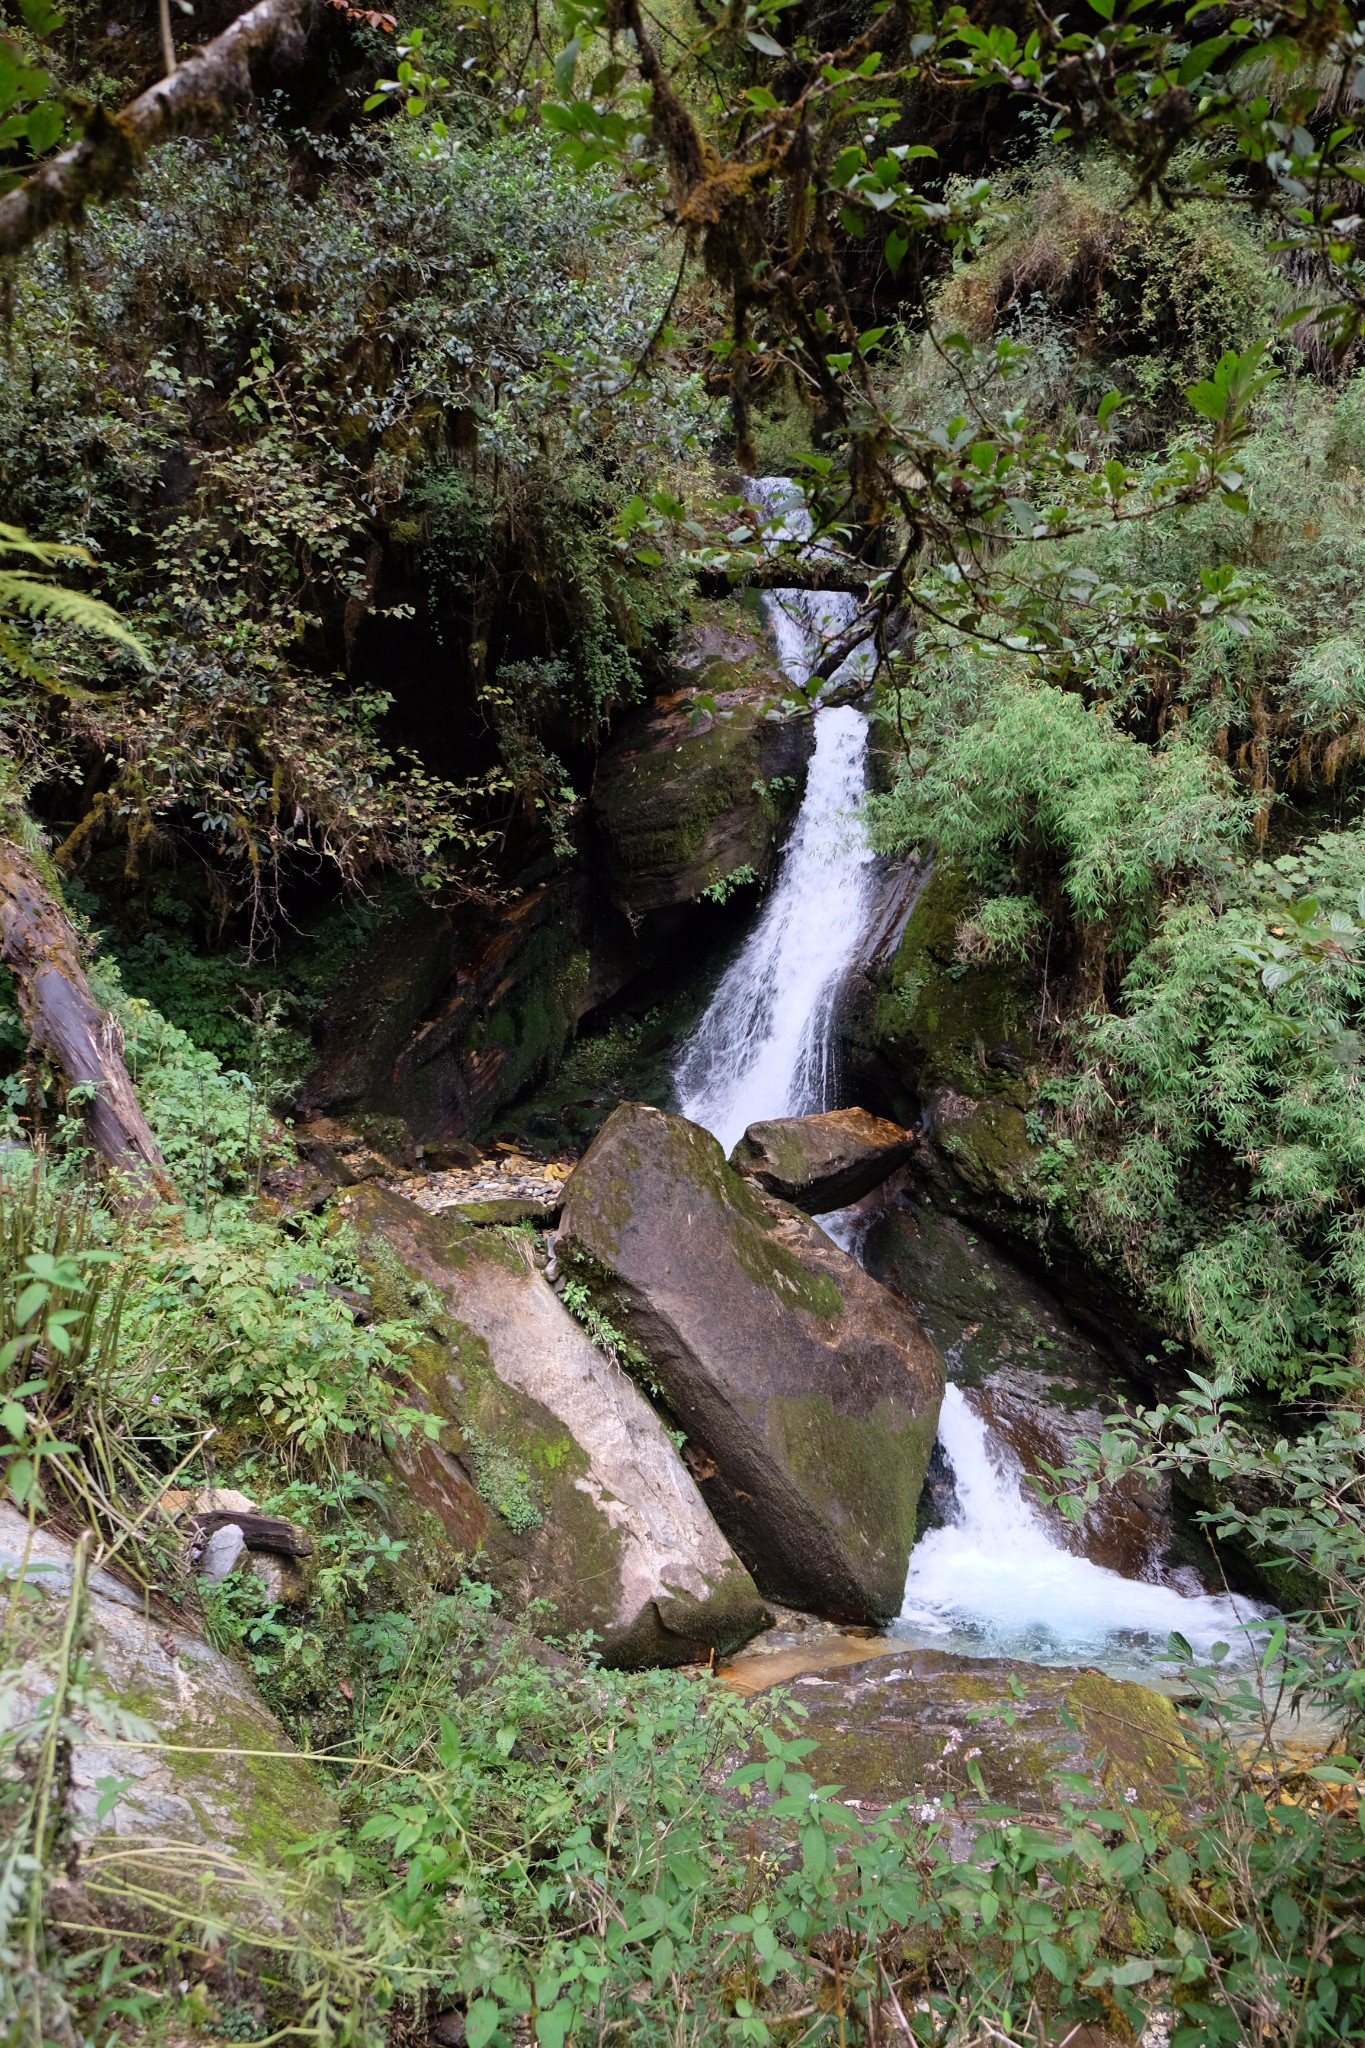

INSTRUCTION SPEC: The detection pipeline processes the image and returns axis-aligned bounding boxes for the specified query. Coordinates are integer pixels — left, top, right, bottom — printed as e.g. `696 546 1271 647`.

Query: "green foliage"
925 154 1295 432
0 111 700 930
0 0 69 180
699 860 759 905
870 674 1253 951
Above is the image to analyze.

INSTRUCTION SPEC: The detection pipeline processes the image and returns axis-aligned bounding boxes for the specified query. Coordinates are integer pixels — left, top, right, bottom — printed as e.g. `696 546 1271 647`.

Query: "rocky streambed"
5 1093 1283 1917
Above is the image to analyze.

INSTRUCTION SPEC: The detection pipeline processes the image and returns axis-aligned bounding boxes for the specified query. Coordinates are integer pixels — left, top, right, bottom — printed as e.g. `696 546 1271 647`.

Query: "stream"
674 480 1267 1684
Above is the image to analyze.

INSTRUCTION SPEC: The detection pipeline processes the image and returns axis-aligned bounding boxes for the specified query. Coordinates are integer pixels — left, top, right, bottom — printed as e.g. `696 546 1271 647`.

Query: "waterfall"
672 480 1269 1677
895 1386 1266 1674
675 707 876 1153
673 478 878 1155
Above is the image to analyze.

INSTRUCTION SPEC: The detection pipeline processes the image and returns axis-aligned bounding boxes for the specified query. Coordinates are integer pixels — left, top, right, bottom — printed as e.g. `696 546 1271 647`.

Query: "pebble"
386 1151 574 1216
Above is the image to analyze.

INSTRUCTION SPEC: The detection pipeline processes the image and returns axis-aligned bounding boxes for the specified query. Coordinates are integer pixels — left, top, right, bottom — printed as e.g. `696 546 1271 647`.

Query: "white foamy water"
674 705 876 1153
894 1386 1268 1676
673 479 878 1154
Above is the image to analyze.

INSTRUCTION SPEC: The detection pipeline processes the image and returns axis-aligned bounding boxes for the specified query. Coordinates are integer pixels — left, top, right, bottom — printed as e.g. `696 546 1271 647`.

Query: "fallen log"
0 836 176 1202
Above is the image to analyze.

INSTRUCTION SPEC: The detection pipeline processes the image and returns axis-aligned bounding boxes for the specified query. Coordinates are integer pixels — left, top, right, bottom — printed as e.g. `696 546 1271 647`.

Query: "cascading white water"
674 477 878 1154
674 706 876 1152
895 1386 1267 1676
673 478 1273 1677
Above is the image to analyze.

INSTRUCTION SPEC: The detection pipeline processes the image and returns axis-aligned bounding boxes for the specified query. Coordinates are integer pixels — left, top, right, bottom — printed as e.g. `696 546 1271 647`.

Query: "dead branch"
0 837 176 1202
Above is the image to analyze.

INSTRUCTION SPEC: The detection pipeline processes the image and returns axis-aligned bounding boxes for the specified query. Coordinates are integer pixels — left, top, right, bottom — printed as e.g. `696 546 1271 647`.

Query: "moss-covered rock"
558 1103 945 1622
0 1503 336 1904
340 1182 769 1666
731 1107 916 1212
744 1644 1194 1818
591 607 812 919
299 873 595 1146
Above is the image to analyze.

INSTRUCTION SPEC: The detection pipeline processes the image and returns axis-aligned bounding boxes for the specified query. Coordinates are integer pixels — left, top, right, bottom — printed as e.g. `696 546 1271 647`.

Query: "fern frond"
0 570 150 667
0 523 92 569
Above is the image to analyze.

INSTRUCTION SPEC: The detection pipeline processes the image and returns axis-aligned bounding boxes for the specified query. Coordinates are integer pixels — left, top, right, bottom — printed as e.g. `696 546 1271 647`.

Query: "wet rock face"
590 609 812 920
730 1107 916 1212
758 1647 1192 1817
341 1182 769 1666
298 876 596 1148
0 1504 335 1886
558 1102 945 1623
861 1192 1203 1587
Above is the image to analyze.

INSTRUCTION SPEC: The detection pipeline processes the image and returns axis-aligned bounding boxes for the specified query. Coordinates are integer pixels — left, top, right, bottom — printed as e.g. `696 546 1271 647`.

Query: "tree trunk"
0 838 176 1202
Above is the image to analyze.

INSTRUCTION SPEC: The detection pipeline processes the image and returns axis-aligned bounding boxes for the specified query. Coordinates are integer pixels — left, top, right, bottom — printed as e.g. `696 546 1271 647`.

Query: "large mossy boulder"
591 607 811 920
557 1103 945 1623
731 1107 915 1212
747 1645 1193 1817
1 1504 336 1899
340 1183 769 1665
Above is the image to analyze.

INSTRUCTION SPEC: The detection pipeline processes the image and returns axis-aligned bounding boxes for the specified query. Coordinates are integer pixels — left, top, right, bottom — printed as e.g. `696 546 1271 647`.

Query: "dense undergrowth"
0 1026 1360 2044
0 75 701 950
867 169 1365 1393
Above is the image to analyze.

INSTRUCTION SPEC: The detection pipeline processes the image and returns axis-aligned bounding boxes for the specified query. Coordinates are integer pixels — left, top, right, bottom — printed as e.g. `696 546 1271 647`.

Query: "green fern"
0 523 149 675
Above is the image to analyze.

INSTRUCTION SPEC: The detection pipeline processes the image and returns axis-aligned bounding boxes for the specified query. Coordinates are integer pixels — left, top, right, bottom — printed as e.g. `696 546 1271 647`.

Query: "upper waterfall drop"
675 706 876 1152
674 477 877 1154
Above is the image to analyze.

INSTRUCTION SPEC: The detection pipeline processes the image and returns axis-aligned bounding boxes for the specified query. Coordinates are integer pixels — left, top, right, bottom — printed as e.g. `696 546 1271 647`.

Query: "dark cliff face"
297 605 814 1149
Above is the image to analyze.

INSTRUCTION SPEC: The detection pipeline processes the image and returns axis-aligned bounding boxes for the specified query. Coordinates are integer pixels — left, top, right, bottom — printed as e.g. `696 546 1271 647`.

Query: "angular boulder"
591 608 811 919
730 1107 916 1212
558 1103 945 1622
0 1504 336 1892
340 1183 768 1666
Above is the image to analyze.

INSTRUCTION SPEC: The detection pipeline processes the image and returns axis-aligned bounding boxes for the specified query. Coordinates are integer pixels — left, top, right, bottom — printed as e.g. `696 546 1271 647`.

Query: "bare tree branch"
0 0 320 261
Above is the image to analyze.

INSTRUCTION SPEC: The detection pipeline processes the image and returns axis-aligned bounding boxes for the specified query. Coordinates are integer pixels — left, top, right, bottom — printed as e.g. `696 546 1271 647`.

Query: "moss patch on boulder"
559 1103 945 1622
764 1646 1194 1819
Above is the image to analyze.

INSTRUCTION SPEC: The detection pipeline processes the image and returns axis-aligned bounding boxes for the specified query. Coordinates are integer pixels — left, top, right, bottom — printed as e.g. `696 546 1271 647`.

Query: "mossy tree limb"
0 0 320 261
0 836 175 1201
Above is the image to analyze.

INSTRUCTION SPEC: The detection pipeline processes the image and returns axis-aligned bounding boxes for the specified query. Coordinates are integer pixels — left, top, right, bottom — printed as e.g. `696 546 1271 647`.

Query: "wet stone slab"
729 1644 1194 1819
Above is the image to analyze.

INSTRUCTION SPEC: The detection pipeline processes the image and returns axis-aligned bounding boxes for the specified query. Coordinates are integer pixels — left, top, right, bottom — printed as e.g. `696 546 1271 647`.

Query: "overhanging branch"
694 559 875 596
0 0 320 261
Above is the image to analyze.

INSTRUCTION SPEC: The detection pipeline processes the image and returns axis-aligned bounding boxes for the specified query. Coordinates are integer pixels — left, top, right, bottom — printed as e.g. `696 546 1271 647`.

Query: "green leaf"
14 1282 47 1328
1037 1939 1074 1985
1177 35 1231 85
25 100 61 154
745 29 787 56
553 38 581 97
536 2003 575 2048
466 1998 501 2048
800 1821 827 1877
